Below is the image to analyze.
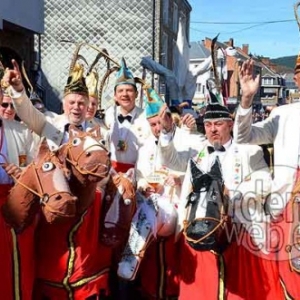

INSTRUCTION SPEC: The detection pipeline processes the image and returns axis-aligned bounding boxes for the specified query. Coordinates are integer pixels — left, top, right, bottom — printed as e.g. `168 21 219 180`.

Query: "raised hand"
1 60 24 93
181 113 196 129
158 104 173 133
239 59 260 108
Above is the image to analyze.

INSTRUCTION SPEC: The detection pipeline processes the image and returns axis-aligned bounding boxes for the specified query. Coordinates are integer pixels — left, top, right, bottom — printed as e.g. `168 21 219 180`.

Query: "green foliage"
271 55 297 69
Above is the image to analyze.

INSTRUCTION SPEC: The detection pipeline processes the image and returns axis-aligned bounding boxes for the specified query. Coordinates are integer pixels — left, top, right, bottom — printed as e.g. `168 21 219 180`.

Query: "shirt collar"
207 138 232 150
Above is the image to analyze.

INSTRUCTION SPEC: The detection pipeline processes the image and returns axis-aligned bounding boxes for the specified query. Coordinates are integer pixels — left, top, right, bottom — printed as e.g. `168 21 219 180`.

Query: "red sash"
111 160 134 173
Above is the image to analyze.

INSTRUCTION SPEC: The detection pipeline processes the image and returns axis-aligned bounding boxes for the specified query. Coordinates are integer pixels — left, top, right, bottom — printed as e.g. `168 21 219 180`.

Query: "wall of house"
0 0 43 33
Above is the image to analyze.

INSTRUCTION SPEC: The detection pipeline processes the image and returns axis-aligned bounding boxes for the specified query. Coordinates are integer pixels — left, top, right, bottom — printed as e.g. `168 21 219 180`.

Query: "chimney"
242 44 249 55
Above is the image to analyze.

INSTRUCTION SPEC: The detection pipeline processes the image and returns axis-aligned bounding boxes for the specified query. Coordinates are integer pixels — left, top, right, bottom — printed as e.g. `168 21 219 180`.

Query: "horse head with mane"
183 157 231 253
59 125 111 183
100 168 136 248
2 140 78 232
58 125 111 213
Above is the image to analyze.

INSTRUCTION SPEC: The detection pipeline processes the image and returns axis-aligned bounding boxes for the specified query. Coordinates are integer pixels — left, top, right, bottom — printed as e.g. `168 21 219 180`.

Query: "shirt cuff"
237 104 252 116
8 86 26 99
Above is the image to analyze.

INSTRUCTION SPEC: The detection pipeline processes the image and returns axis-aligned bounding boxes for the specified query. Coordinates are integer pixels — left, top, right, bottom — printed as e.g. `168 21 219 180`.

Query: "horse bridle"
65 136 110 178
11 158 76 219
183 204 229 245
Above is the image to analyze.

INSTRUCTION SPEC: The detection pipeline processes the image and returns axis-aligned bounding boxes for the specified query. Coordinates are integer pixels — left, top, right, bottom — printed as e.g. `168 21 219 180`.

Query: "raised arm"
2 60 46 136
233 59 275 145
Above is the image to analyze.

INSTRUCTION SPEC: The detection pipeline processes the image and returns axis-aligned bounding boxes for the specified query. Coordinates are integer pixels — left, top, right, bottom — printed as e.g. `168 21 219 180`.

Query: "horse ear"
190 159 203 180
89 125 101 138
68 125 81 138
209 156 223 181
35 138 49 162
124 168 136 184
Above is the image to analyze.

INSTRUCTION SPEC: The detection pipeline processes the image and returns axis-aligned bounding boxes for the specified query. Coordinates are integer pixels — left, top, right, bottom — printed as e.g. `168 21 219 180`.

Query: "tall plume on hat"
64 43 89 97
294 2 300 74
115 57 136 88
21 61 44 103
143 83 165 119
204 34 231 122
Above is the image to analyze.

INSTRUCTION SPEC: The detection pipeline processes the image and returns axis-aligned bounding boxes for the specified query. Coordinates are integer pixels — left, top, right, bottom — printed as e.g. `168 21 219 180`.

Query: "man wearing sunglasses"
0 88 16 121
0 75 36 299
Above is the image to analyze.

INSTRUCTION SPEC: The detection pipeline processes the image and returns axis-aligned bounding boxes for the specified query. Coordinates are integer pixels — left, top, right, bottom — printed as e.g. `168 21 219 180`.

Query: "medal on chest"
18 154 27 167
117 139 127 152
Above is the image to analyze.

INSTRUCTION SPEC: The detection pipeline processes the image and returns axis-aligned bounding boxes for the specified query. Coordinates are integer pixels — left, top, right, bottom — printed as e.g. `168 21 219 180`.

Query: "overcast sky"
189 0 300 58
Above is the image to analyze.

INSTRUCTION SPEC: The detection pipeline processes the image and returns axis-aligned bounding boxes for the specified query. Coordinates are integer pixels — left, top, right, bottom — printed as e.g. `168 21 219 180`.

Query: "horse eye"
100 139 106 146
124 199 131 205
42 162 54 171
72 138 81 146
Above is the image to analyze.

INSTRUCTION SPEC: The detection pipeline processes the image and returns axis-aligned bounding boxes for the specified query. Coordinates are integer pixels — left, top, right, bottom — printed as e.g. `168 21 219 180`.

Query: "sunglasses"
1 103 15 109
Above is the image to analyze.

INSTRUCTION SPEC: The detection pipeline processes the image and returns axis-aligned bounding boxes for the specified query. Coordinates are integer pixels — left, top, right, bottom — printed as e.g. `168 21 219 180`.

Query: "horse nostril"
56 195 62 200
108 152 111 158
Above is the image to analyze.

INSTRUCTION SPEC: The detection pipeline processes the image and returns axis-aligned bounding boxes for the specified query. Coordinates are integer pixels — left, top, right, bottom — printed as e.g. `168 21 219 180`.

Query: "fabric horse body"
35 126 136 300
183 157 231 253
0 141 77 300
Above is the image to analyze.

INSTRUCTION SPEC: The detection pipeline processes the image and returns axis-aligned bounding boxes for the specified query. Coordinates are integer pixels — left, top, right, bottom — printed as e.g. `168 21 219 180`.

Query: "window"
163 0 169 25
173 3 178 32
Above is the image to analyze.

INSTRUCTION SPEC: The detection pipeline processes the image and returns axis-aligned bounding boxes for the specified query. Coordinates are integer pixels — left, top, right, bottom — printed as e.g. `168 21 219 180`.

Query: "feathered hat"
204 34 231 122
64 63 88 97
143 86 165 119
115 58 136 88
20 61 44 103
86 70 99 99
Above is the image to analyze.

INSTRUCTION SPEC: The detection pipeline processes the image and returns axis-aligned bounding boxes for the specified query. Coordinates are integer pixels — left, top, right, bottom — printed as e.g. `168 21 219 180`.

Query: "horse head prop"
2 140 77 232
183 157 231 253
100 168 136 248
59 125 111 184
58 125 111 213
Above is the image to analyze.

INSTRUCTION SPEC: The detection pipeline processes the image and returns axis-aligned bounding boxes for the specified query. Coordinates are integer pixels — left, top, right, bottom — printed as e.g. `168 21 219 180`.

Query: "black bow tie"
118 115 132 124
64 123 83 132
207 145 226 154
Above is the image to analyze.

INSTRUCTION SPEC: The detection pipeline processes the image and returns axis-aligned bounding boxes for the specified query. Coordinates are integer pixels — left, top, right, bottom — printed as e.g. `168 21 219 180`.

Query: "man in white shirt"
2 60 109 151
104 58 150 173
158 99 284 299
0 60 36 300
233 57 300 299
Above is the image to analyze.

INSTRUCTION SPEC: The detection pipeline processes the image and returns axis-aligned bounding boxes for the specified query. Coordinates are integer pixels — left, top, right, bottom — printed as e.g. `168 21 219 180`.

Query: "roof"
189 41 210 60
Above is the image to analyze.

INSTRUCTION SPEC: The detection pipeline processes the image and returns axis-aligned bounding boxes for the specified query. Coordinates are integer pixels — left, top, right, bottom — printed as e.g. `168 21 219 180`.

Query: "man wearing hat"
104 58 151 173
233 57 300 299
0 61 36 300
2 60 109 151
158 97 284 299
2 59 114 299
129 87 185 299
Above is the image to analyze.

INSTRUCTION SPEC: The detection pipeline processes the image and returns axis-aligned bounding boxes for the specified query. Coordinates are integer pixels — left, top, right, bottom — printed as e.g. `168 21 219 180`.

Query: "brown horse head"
2 140 78 232
100 168 136 248
59 125 111 184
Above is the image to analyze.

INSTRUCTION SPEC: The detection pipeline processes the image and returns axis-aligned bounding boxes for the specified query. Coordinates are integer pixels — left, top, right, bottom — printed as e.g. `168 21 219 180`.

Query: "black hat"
203 103 232 122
